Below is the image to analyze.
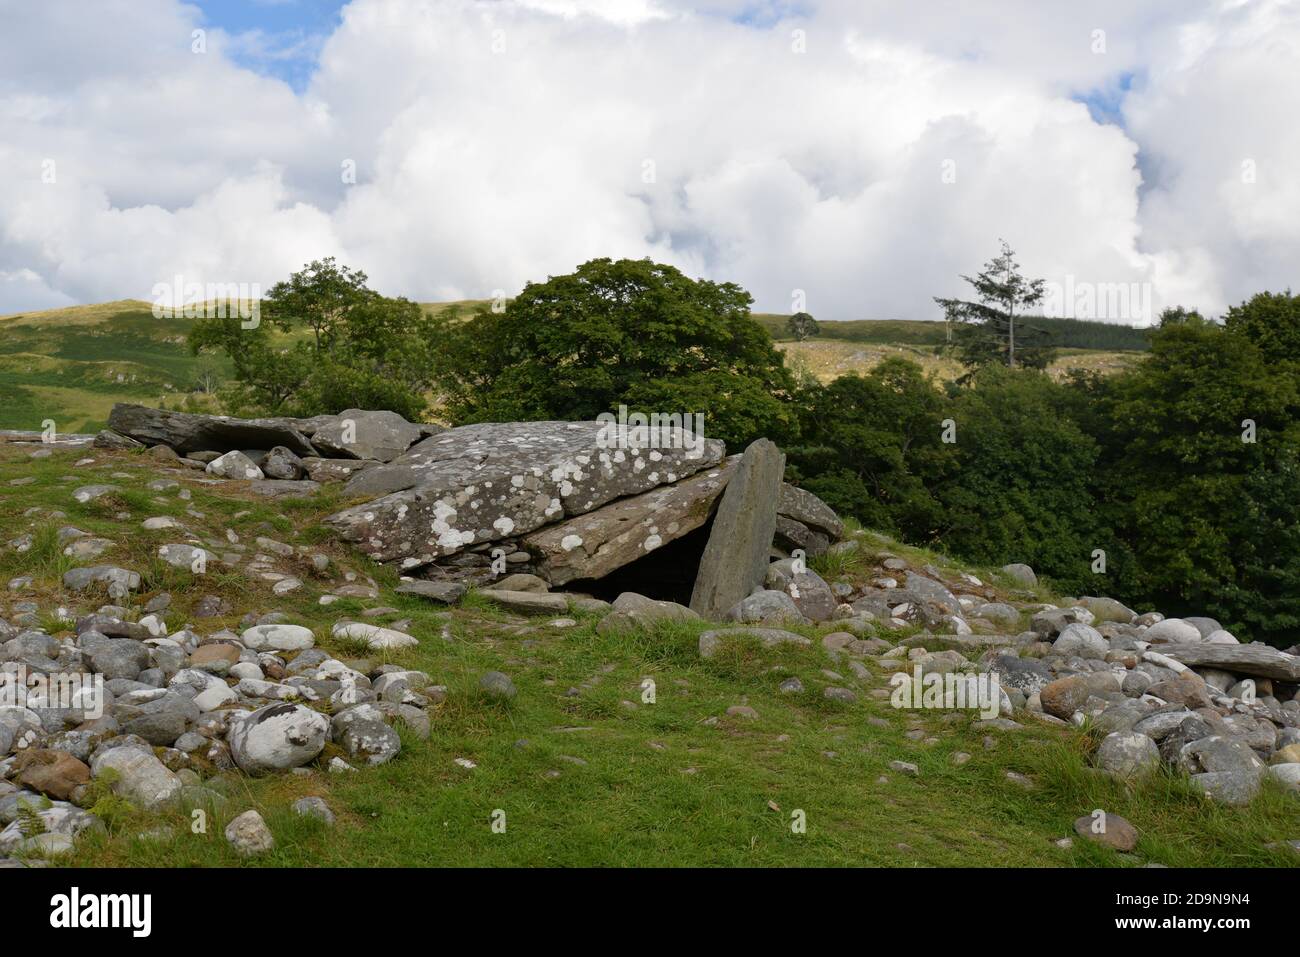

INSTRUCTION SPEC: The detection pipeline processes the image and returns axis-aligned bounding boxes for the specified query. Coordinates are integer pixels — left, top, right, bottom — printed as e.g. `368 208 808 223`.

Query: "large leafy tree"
1087 318 1300 644
936 366 1101 589
935 240 1055 371
433 258 799 450
786 358 953 540
189 258 443 420
786 359 1101 586
1228 444 1300 642
786 312 819 341
1223 290 1300 368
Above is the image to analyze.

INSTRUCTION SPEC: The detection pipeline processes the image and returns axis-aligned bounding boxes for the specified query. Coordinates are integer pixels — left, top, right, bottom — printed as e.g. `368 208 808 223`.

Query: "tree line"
188 254 1300 647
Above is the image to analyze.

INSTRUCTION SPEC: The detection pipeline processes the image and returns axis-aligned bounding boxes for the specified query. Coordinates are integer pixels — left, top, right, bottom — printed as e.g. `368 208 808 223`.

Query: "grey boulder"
228 703 329 774
1096 731 1160 778
764 558 837 622
309 409 427 462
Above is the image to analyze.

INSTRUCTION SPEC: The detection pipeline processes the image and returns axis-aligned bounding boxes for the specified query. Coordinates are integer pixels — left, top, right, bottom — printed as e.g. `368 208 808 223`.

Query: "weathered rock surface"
108 403 319 456
1159 642 1300 681
310 409 431 462
690 439 785 619
476 590 568 614
62 565 141 594
1097 731 1160 778
225 809 275 855
1145 618 1202 644
773 483 844 557
725 589 806 625
1073 812 1138 851
241 624 315 652
262 446 305 480
301 457 377 483
330 621 419 649
89 746 182 809
394 580 467 603
596 592 699 633
764 558 837 622
206 450 264 480
1075 596 1136 623
777 482 844 540
328 420 726 567
15 750 91 800
1001 563 1037 587
228 704 330 774
522 457 737 585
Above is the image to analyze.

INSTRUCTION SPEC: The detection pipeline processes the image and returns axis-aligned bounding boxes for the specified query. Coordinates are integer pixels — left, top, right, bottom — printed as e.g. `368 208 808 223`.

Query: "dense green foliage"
180 255 1299 647
1080 304 1300 643
1030 316 1152 351
789 306 1300 647
188 258 442 420
1223 290 1300 367
788 362 1100 589
431 258 799 449
786 358 950 536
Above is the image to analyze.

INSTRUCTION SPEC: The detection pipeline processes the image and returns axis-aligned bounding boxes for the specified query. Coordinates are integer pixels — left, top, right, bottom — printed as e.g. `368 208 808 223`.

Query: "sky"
1 0 1297 324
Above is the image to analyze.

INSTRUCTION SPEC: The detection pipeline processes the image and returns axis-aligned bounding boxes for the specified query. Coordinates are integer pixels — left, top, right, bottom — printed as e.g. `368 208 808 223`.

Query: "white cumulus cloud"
0 0 1296 324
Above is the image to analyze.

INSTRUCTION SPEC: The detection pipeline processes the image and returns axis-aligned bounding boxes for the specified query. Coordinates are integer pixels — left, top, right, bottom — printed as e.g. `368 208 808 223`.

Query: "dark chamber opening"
568 521 714 605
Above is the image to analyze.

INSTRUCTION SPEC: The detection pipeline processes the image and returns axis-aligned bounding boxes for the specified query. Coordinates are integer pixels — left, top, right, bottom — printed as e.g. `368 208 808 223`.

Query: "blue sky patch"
196 0 347 89
1074 70 1137 128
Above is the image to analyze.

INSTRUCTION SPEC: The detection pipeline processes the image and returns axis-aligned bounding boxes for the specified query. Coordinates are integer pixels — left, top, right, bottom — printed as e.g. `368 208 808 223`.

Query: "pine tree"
934 240 1054 371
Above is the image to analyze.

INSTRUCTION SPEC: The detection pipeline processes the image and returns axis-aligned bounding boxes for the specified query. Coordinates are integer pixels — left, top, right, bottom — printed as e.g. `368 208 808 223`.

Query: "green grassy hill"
0 301 229 432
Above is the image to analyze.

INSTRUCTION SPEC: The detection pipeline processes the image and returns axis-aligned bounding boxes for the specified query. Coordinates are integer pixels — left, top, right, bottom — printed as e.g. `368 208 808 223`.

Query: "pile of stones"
2 404 1294 864
96 403 443 498
1 608 440 857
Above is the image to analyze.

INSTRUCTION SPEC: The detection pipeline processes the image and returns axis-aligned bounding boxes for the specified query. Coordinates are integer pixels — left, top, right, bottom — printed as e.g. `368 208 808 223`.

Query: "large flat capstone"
326 420 725 566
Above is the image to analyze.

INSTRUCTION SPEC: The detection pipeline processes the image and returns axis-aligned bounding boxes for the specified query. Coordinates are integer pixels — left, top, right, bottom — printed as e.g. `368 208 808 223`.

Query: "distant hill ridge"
0 299 1145 433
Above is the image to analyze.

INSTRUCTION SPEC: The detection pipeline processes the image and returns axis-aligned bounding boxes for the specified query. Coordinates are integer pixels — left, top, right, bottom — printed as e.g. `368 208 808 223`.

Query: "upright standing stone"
690 438 785 619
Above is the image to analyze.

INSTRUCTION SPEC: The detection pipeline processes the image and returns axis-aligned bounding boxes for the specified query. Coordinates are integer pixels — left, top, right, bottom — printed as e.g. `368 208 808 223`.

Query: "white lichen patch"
560 534 583 551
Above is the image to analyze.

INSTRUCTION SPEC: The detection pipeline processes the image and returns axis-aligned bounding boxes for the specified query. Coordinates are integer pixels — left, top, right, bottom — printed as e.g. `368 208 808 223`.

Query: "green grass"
0 441 1295 868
